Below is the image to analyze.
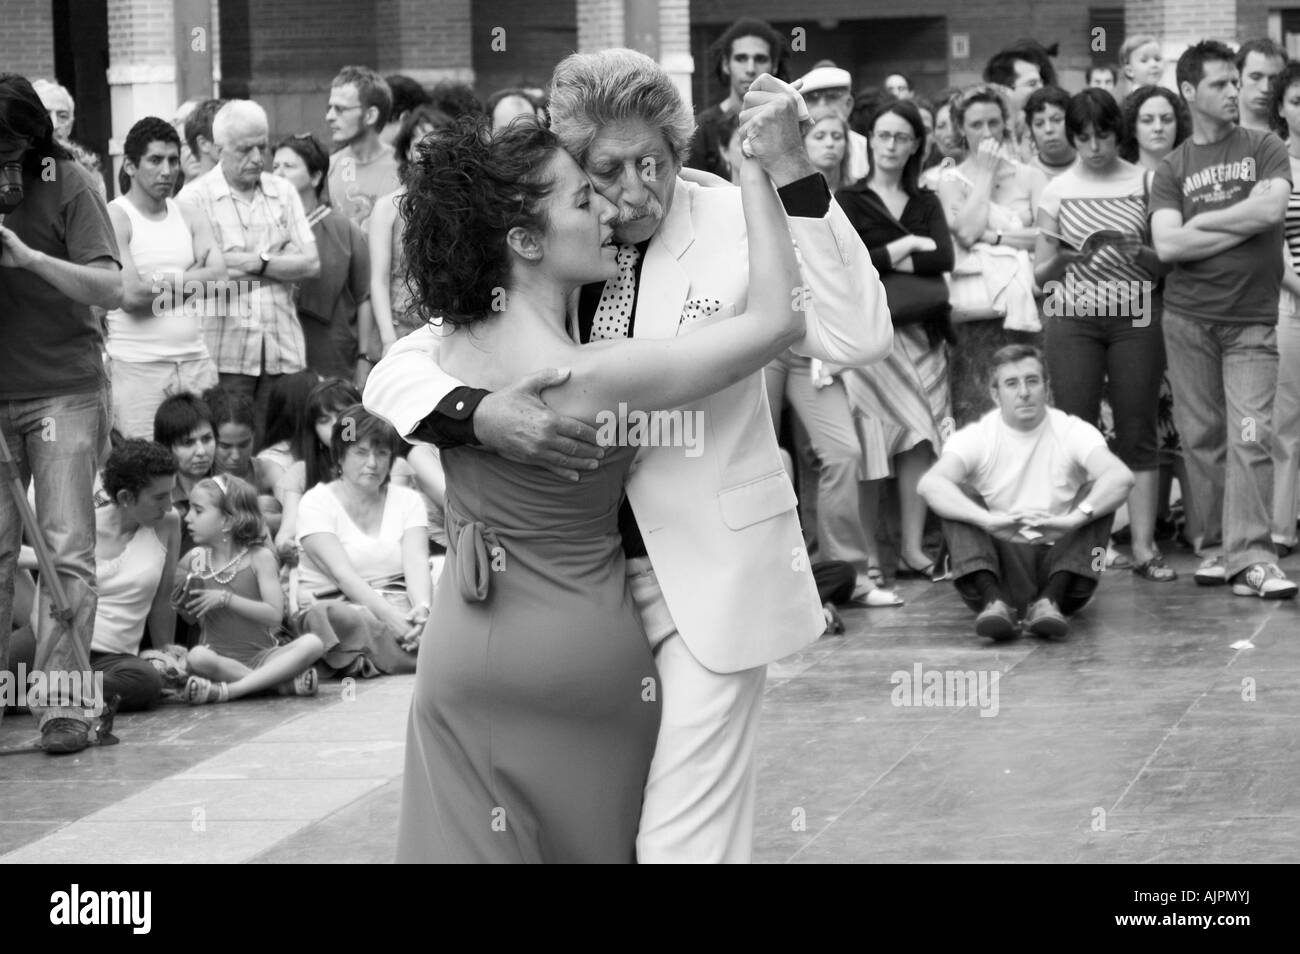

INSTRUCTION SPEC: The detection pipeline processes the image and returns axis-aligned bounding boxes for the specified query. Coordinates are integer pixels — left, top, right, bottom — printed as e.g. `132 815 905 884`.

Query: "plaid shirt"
178 167 315 375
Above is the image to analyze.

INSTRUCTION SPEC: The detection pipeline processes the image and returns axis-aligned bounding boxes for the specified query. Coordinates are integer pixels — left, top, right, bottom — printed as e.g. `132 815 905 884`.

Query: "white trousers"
628 558 767 864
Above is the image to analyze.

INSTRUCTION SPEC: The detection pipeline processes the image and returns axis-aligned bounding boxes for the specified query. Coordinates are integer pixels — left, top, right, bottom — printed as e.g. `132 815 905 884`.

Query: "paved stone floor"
2 548 1297 864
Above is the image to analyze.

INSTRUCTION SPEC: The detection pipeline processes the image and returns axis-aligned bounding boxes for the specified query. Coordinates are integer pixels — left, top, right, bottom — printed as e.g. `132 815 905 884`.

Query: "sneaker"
1024 598 1069 638
975 599 1017 641
1231 563 1299 599
1194 555 1228 586
40 718 89 755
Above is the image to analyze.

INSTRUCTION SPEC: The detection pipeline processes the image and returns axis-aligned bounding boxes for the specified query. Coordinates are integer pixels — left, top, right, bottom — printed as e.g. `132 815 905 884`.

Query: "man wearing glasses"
797 64 870 183
325 66 399 232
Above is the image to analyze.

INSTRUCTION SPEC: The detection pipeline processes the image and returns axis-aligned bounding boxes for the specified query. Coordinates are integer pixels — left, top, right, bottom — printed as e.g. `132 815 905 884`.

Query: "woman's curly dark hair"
400 117 561 328
1119 86 1191 163
1269 62 1300 138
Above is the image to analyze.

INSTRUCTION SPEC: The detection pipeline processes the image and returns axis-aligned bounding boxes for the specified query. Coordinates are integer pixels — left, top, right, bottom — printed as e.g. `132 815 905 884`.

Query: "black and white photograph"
0 0 1293 899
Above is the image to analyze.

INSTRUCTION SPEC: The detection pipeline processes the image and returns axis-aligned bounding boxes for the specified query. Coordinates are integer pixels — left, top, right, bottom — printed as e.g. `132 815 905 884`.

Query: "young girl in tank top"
175 474 329 703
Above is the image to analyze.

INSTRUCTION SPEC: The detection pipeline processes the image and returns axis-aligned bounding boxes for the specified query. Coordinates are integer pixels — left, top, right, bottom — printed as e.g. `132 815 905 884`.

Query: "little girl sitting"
174 473 328 704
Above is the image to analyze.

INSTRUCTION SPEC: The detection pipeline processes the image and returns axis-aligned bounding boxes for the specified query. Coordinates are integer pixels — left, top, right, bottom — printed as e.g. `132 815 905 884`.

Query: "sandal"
1106 546 1133 570
278 668 319 697
1132 555 1178 582
895 557 937 580
184 676 229 705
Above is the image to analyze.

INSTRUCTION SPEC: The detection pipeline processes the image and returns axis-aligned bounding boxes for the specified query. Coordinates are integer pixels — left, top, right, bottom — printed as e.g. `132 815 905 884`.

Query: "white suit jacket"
364 176 892 672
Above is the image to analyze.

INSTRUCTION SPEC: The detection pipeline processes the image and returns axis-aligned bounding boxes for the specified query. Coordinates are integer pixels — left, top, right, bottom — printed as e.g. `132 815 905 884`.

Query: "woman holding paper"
1034 88 1173 582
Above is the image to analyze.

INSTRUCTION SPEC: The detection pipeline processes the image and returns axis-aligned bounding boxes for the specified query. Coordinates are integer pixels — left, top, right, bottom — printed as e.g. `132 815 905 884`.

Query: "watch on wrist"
1076 501 1096 519
257 249 271 275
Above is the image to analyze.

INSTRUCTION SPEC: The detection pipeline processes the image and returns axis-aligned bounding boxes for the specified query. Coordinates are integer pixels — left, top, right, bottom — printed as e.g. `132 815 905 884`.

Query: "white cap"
797 66 852 94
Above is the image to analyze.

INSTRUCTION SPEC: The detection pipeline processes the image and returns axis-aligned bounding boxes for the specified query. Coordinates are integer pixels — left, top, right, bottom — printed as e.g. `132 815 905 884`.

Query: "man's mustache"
612 196 664 225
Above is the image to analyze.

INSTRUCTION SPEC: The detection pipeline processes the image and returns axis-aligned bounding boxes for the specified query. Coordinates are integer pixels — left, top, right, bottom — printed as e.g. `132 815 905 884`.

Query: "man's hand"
0 224 41 269
473 368 605 481
224 250 258 274
1018 510 1086 534
739 74 815 189
982 510 1023 535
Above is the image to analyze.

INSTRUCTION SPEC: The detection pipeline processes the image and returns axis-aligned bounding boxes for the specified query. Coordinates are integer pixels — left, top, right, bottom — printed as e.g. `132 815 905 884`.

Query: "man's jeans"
943 509 1113 617
1163 311 1278 577
0 389 107 727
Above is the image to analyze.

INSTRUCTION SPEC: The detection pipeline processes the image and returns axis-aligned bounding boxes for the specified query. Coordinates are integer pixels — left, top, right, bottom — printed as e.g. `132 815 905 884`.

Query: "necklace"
199 546 249 584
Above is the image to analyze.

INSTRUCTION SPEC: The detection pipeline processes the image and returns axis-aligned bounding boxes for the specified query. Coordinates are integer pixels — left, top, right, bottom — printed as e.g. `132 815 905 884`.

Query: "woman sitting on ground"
273 378 363 562
291 406 431 677
255 370 321 494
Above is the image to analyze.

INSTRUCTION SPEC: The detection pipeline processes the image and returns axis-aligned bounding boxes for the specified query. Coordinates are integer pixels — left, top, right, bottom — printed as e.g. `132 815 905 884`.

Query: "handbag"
881 271 950 327
947 243 1040 331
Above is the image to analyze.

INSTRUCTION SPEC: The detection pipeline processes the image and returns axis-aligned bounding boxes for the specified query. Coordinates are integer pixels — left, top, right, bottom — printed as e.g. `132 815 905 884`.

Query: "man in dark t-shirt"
0 74 123 753
686 18 787 181
1150 41 1297 599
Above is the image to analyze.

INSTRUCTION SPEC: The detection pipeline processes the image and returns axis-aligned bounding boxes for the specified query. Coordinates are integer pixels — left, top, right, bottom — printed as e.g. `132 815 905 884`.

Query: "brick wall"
249 0 375 80
474 0 577 95
661 0 691 58
0 0 56 77
577 0 624 51
390 0 473 74
107 0 174 64
1126 0 1239 47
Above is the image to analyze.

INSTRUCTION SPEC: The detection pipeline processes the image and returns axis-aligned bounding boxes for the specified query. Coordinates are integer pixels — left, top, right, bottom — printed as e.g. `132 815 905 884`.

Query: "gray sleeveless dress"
397 445 660 863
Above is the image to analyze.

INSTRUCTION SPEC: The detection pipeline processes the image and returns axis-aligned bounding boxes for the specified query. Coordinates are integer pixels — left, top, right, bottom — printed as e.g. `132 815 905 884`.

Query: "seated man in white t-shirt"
918 345 1135 639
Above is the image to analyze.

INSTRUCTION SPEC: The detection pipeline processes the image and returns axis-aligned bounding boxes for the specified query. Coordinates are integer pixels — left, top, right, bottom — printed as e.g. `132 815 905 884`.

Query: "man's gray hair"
212 100 268 147
549 49 694 166
32 79 74 129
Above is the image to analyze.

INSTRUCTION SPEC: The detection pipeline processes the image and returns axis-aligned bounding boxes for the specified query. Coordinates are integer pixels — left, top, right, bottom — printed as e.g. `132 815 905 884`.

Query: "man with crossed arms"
365 49 891 862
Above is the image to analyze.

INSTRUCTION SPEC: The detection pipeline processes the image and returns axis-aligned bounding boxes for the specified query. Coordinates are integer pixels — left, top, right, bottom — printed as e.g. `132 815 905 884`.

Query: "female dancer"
397 118 805 863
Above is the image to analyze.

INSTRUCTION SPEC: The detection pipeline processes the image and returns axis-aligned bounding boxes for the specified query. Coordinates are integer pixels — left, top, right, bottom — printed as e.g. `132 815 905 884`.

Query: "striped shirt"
178 166 315 375
1284 155 1300 265
1038 163 1152 316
